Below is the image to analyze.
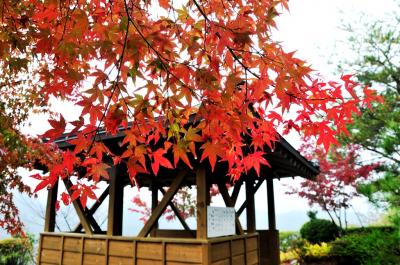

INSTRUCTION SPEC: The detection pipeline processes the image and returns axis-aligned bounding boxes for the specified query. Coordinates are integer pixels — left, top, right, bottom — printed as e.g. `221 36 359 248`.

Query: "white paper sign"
207 206 235 238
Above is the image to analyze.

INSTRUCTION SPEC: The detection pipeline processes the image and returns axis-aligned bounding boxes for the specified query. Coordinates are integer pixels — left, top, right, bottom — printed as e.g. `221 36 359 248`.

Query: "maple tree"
337 10 400 232
0 0 381 234
288 139 378 229
0 103 53 235
0 108 31 235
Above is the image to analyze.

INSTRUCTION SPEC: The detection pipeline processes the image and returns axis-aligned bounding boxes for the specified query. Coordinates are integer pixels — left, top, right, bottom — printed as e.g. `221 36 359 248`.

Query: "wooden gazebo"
36 124 318 265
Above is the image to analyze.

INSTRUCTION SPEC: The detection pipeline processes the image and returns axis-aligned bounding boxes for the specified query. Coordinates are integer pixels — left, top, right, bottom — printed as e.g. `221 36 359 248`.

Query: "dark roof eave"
277 137 319 177
47 124 319 180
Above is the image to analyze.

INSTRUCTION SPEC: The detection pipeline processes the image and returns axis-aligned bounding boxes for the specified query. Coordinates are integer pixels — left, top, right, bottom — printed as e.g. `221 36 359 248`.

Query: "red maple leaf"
200 141 224 172
62 150 78 174
88 162 110 182
242 151 270 176
41 115 66 140
151 148 173 176
173 143 192 169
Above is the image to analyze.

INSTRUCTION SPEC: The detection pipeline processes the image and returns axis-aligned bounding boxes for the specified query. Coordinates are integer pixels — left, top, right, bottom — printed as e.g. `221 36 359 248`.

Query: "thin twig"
192 0 260 79
124 0 201 100
86 16 131 155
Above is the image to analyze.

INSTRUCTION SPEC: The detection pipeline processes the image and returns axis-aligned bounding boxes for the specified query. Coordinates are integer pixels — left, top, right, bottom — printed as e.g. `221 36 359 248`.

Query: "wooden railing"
37 232 259 265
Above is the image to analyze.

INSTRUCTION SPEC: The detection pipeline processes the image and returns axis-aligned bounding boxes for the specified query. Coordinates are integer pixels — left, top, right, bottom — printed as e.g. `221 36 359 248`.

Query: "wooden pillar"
266 178 276 230
246 178 256 233
44 181 58 232
263 177 280 265
150 182 158 237
107 165 124 236
259 230 280 265
196 167 208 239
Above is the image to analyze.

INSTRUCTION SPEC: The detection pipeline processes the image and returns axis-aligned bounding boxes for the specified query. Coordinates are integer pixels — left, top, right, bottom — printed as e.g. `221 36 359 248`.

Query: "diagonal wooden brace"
159 188 195 237
217 180 244 235
74 186 110 232
237 178 265 216
230 178 243 206
138 169 188 237
63 179 95 235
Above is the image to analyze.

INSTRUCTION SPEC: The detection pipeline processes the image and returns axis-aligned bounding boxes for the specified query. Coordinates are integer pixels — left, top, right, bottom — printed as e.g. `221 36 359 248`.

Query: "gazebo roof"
52 120 319 187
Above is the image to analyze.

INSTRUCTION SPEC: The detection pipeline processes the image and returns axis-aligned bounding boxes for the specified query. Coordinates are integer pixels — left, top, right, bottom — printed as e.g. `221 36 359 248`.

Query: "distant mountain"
277 211 309 231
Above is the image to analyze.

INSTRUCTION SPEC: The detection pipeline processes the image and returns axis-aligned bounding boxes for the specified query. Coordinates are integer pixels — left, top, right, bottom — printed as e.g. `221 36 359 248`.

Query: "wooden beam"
64 179 102 233
138 169 188 237
267 177 276 230
237 178 264 216
86 210 102 233
206 181 211 206
246 178 256 233
74 186 110 232
255 178 265 190
88 186 110 215
63 179 93 235
231 179 243 206
216 182 234 208
196 167 208 239
150 182 158 237
237 200 247 216
217 181 244 235
44 180 58 232
73 209 102 233
107 165 124 236
159 188 195 237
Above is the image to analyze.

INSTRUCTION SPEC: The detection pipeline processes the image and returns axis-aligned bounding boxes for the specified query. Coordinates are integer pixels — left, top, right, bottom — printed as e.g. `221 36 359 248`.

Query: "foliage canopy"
0 0 380 234
289 141 377 228
0 235 34 265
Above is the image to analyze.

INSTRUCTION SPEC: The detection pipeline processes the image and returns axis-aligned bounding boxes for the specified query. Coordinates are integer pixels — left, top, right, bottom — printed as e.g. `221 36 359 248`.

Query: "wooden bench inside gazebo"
36 126 319 265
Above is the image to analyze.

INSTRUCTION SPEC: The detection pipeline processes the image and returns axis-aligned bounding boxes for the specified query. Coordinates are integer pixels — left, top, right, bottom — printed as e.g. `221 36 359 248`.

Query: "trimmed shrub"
280 250 298 264
300 219 339 244
0 236 34 265
284 238 333 264
330 229 400 265
305 242 331 258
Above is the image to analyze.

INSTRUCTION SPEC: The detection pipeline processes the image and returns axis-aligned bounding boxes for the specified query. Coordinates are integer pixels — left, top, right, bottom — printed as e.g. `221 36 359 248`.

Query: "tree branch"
359 143 400 164
192 0 260 79
123 0 201 100
86 14 131 155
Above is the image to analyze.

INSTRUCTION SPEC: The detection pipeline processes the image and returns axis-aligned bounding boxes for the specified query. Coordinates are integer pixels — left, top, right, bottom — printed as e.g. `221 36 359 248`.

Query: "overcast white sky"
8 0 398 238
259 0 397 226
275 0 398 76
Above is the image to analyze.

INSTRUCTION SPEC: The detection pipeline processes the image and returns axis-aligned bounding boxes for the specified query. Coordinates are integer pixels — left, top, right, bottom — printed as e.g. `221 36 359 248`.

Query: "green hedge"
281 226 400 265
0 236 34 265
343 225 395 235
330 229 400 265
